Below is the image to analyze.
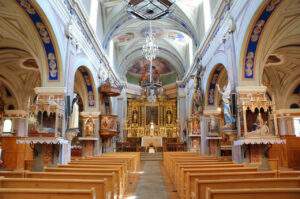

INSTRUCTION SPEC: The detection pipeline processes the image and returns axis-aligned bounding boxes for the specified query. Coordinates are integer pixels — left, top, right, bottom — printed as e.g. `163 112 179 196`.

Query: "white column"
177 82 187 141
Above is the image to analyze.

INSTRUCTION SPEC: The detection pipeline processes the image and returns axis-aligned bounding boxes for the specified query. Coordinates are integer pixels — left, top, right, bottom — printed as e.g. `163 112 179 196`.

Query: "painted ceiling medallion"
125 0 176 20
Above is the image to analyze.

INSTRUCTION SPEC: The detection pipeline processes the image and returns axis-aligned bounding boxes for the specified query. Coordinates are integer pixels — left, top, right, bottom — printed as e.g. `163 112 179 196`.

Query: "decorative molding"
4 110 28 118
276 109 300 115
243 0 282 79
203 108 222 115
80 112 101 117
34 87 66 94
236 86 267 93
16 0 59 81
16 137 68 144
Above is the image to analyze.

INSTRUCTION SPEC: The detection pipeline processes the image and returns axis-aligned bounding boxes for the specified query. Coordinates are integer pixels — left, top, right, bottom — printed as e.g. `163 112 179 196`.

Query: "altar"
141 136 163 147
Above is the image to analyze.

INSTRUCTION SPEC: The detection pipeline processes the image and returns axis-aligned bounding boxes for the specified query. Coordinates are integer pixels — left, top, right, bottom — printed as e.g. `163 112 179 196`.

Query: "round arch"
205 64 228 107
70 56 99 111
16 0 64 85
238 0 283 85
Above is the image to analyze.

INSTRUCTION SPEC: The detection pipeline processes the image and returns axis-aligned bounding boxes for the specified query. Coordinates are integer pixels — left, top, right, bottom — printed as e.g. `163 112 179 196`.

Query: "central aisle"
134 161 168 199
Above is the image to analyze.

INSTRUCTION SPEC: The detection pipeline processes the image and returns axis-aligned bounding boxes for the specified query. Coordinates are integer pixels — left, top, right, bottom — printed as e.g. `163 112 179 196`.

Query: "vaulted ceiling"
97 0 221 84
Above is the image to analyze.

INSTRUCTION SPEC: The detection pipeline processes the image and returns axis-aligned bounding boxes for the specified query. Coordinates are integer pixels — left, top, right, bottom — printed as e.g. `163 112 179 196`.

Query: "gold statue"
85 119 94 137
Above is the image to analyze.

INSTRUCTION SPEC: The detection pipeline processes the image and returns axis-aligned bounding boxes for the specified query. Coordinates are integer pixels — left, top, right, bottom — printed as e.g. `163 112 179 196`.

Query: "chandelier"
142 21 160 103
124 0 176 103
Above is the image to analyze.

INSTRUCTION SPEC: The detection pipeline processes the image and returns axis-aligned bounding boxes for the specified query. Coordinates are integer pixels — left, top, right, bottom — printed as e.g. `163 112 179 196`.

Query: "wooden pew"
0 188 96 199
44 167 125 197
174 164 245 195
174 163 243 185
0 171 24 178
185 171 277 199
77 157 134 172
24 171 117 199
58 163 128 189
279 171 300 177
102 152 140 172
0 177 107 199
195 177 300 199
180 167 258 199
167 158 223 176
206 188 300 199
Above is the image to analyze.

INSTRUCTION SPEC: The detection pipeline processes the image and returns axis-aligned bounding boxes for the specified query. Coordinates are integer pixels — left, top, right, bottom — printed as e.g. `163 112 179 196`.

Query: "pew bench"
185 171 277 199
44 167 125 197
180 167 258 198
195 177 300 199
206 188 300 199
0 188 96 199
0 177 107 199
24 171 117 199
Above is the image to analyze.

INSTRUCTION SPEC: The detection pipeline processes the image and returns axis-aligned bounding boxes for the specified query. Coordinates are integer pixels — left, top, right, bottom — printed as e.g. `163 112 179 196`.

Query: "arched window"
294 117 300 137
3 119 12 133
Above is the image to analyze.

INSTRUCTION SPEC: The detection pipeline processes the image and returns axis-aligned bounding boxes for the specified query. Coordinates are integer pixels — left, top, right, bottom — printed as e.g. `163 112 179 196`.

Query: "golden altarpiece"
126 98 178 138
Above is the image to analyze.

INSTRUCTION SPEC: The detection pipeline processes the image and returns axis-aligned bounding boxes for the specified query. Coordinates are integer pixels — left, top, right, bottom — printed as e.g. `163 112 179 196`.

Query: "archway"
205 64 228 108
204 64 235 157
70 66 97 157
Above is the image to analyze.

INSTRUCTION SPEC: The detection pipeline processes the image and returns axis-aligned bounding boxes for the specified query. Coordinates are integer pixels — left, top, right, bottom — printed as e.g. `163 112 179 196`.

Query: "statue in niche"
216 82 235 128
132 110 138 124
69 94 79 129
192 67 205 114
84 119 94 137
166 110 172 124
248 113 270 137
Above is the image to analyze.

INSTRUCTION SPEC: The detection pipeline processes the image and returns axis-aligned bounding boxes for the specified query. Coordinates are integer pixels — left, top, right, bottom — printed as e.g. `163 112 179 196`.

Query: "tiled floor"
125 161 179 199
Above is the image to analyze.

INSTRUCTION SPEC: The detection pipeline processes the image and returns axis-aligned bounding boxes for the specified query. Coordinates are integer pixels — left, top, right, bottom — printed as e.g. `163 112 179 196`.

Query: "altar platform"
141 136 163 147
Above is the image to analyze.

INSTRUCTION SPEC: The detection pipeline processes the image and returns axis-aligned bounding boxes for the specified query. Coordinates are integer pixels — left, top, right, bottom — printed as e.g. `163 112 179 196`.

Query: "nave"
0 0 300 198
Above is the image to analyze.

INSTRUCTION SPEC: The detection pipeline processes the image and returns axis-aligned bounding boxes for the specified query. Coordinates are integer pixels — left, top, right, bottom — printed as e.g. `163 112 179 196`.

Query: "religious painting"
116 32 134 43
128 58 173 76
146 106 158 125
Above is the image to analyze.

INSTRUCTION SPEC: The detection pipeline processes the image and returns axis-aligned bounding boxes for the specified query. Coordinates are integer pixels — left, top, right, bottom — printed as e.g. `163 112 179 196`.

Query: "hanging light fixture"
142 21 160 103
124 0 176 102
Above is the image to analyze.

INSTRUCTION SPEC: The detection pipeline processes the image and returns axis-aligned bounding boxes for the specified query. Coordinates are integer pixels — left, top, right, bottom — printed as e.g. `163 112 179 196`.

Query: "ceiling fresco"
127 57 174 77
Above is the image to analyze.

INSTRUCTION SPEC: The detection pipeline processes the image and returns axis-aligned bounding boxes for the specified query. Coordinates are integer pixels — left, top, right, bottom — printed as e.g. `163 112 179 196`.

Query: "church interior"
0 0 299 198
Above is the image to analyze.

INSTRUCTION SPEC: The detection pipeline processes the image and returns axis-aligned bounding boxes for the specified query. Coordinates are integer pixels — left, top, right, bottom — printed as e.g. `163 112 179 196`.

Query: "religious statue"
216 82 235 128
150 122 155 136
84 119 94 137
132 110 138 123
192 67 205 114
209 116 219 133
166 110 172 124
248 113 270 137
69 94 79 129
